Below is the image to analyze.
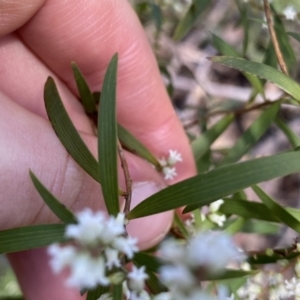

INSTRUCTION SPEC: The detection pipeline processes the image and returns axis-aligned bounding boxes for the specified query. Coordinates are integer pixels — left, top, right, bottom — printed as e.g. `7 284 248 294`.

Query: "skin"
0 0 196 299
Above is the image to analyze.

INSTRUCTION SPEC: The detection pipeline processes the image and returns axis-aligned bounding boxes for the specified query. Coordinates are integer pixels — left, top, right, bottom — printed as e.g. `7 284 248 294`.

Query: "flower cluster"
157 232 246 300
48 208 138 290
159 150 182 180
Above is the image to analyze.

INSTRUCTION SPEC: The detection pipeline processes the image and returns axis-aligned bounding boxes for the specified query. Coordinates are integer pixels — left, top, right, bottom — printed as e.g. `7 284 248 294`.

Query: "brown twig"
263 0 289 75
117 140 132 216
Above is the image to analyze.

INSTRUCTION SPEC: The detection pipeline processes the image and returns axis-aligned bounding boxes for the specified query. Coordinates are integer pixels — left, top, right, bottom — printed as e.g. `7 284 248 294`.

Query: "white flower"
129 290 151 300
127 266 148 292
209 200 224 213
159 239 185 263
285 277 300 297
104 247 120 269
99 213 126 244
153 292 172 300
48 244 77 273
162 166 177 180
160 264 195 290
167 150 183 165
67 254 109 289
65 208 106 246
112 236 138 258
186 232 246 273
208 213 226 227
283 6 297 21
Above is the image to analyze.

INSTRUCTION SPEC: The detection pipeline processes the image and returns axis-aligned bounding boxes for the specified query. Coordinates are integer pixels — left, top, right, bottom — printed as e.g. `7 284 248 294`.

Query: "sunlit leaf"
44 77 100 182
30 171 77 224
127 150 300 218
0 224 66 254
98 54 119 215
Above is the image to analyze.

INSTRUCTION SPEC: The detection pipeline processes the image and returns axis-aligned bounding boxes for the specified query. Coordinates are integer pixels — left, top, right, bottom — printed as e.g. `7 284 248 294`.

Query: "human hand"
0 0 196 299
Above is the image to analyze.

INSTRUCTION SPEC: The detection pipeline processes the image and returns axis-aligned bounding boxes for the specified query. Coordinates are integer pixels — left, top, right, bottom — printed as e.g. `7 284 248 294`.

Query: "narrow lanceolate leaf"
173 0 210 41
30 171 77 224
211 34 263 95
204 270 255 281
44 77 100 182
146 271 168 294
275 118 300 148
252 185 300 233
71 62 97 114
128 150 300 219
0 224 66 254
117 124 160 168
219 102 280 166
98 54 119 215
134 252 162 273
224 217 245 235
220 197 300 223
210 57 300 101
192 114 234 161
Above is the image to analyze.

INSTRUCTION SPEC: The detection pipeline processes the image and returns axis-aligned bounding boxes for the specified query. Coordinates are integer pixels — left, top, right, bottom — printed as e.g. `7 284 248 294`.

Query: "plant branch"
263 0 289 75
117 140 132 216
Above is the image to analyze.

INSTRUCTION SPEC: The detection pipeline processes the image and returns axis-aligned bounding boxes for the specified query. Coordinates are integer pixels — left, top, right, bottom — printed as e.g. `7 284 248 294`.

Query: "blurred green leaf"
173 213 189 239
71 62 97 114
127 150 300 218
98 54 119 216
211 34 263 95
204 270 255 281
134 252 162 273
44 77 100 182
252 185 300 233
219 102 280 166
112 284 122 300
210 57 300 101
275 118 300 148
248 248 299 264
117 124 160 168
150 3 162 32
192 114 234 161
30 171 77 224
145 271 168 295
241 219 279 235
173 0 210 41
224 218 245 235
287 32 300 44
0 224 65 254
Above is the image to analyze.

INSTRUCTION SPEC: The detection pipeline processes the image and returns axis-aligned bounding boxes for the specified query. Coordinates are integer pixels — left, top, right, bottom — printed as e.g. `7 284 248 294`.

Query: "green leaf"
248 248 299 264
287 32 300 44
0 224 66 254
112 284 122 300
204 270 255 281
211 34 263 95
71 62 97 114
210 56 300 101
86 286 110 300
275 118 300 148
173 0 210 41
241 219 279 235
145 271 168 295
252 185 300 233
173 213 189 239
192 114 234 161
44 77 100 182
127 150 300 219
224 217 245 235
117 124 160 168
133 252 162 273
30 171 77 224
98 54 119 215
219 102 280 166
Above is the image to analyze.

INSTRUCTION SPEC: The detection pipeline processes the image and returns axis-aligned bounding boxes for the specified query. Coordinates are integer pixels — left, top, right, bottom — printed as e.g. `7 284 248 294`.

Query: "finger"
0 0 45 38
16 0 196 182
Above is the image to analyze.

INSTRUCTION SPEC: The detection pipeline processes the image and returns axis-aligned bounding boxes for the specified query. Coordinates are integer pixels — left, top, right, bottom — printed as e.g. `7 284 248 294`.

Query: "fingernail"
126 181 173 250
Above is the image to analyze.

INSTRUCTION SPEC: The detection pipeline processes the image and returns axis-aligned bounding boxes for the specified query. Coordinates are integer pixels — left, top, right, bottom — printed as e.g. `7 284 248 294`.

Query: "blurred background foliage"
1 0 300 298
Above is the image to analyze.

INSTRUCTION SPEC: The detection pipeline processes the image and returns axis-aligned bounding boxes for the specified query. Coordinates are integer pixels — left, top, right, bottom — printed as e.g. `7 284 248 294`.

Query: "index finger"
18 0 196 182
